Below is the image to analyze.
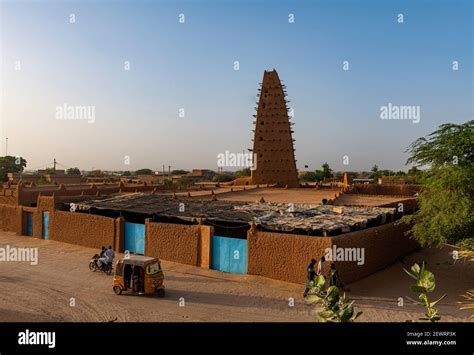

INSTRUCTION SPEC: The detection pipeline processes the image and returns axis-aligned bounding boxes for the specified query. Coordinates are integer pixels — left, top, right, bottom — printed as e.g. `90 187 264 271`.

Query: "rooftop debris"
73 193 396 234
234 202 395 232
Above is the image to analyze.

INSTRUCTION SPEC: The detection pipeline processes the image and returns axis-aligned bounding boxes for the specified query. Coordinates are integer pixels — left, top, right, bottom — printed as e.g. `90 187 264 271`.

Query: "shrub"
305 275 362 322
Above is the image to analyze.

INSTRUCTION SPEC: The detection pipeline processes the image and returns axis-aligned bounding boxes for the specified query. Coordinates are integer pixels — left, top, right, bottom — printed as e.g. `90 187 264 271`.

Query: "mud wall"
49 211 115 249
12 183 162 207
379 198 418 214
332 222 418 284
146 221 211 266
0 188 18 205
347 184 421 196
247 227 333 284
247 222 419 285
0 203 22 233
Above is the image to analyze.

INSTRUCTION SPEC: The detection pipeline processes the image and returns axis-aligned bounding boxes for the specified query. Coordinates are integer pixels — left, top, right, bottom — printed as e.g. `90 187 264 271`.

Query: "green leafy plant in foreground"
404 263 447 322
305 275 362 322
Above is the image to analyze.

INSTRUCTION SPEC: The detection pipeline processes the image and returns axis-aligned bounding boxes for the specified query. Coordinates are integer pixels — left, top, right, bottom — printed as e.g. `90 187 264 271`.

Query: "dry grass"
458 289 474 318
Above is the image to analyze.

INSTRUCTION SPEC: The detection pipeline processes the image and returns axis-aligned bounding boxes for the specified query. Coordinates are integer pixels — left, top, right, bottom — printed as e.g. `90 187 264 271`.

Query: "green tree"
163 179 174 187
406 121 473 168
235 168 251 177
381 169 394 177
177 177 191 187
313 163 334 181
66 167 81 175
122 171 132 176
134 168 154 176
212 173 235 182
321 162 333 179
314 170 324 181
0 156 27 181
301 171 317 182
398 120 474 248
407 166 432 184
370 164 383 181
37 176 49 185
408 166 421 176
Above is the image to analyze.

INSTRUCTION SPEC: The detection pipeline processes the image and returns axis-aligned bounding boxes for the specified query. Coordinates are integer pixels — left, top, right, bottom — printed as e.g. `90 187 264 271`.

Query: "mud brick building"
250 70 299 187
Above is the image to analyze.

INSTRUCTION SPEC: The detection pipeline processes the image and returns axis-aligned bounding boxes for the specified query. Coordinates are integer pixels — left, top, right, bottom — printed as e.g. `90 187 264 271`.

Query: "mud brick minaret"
250 69 299 187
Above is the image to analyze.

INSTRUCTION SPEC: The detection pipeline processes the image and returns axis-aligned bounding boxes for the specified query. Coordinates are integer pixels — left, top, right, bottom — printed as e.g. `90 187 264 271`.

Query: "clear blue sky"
1 0 472 172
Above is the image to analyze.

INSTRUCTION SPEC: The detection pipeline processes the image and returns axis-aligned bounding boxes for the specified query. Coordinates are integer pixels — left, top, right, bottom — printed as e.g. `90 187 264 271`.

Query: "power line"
26 162 54 171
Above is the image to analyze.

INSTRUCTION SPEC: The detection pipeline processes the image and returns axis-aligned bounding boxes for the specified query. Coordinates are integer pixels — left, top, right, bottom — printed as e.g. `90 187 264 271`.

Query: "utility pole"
5 137 8 156
53 158 57 184
168 165 171 177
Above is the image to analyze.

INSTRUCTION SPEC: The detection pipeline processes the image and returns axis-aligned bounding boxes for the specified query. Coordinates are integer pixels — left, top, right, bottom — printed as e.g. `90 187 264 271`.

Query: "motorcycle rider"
104 245 115 268
97 246 108 269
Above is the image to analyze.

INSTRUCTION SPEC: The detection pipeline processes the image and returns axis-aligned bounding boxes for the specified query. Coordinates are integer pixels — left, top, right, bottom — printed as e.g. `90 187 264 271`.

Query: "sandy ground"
179 187 409 207
206 188 341 204
333 194 413 206
0 231 472 322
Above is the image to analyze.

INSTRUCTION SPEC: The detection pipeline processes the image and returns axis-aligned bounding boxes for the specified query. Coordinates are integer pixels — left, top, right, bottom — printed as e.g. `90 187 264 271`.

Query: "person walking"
317 256 326 276
329 262 347 291
303 258 317 297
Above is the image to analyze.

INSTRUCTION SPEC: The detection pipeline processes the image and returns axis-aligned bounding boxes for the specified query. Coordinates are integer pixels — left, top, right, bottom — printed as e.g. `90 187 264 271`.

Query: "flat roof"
74 193 396 234
120 255 157 265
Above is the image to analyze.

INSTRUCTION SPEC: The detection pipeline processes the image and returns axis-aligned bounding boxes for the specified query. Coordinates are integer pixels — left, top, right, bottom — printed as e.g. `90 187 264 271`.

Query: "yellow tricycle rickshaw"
112 255 165 297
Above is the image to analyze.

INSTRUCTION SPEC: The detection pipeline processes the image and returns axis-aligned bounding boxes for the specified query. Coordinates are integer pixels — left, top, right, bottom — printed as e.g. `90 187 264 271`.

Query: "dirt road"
0 232 471 322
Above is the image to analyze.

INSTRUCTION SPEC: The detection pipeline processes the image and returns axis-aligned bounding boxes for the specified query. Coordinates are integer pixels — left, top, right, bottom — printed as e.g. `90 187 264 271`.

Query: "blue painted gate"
25 213 33 236
124 222 145 255
211 235 247 274
42 212 49 240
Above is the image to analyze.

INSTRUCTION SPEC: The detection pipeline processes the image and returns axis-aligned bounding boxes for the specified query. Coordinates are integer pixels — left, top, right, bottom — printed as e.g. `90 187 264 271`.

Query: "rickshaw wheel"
89 261 97 272
156 289 165 298
113 286 122 295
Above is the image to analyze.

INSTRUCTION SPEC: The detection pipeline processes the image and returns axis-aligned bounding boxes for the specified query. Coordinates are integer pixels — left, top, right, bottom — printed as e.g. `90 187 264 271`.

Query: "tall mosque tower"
250 70 299 187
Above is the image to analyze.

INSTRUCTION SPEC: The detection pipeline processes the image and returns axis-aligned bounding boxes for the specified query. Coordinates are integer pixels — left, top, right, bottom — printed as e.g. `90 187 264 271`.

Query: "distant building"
250 70 299 187
184 169 215 183
44 175 83 184
8 171 82 184
7 173 39 184
353 178 374 184
120 175 159 185
38 169 65 176
85 177 119 184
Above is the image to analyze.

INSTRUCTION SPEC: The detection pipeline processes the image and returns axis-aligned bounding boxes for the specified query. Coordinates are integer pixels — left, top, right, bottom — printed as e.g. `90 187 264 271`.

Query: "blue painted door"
42 212 49 240
26 213 33 236
124 222 145 254
211 236 247 274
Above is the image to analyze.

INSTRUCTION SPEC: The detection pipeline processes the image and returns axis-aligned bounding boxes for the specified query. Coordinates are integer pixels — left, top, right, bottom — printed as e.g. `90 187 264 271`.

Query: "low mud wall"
347 184 421 196
49 211 115 249
248 222 419 285
146 221 212 266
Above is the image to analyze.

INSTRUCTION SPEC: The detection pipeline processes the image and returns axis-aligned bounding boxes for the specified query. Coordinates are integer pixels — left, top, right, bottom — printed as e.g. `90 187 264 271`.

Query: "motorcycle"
89 254 113 275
